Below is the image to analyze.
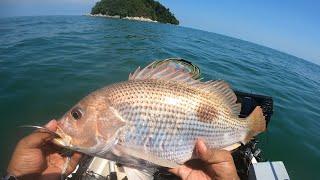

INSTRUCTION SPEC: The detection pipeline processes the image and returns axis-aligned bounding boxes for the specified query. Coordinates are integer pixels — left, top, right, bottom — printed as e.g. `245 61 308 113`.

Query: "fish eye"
71 108 82 120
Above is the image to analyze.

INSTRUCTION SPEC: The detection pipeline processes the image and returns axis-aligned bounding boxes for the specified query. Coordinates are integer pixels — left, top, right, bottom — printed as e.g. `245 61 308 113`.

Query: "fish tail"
244 106 266 142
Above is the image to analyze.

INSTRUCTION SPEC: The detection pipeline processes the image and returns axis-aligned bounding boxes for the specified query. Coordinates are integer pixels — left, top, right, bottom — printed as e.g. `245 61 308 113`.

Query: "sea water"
0 15 319 179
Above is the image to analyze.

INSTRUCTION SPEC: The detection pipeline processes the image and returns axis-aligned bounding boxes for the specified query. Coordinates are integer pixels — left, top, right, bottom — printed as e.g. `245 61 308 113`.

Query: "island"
90 0 179 25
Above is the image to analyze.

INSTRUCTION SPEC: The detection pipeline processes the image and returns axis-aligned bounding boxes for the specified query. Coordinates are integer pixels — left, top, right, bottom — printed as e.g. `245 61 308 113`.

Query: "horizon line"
1 14 319 67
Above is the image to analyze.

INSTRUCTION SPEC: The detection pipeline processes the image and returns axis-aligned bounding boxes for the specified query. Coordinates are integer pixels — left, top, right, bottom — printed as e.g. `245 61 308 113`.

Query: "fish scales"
102 79 248 163
54 63 266 170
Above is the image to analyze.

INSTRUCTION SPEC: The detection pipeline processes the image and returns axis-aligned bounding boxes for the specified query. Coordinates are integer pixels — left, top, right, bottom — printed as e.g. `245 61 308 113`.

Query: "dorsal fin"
194 80 241 115
129 63 241 116
129 62 200 85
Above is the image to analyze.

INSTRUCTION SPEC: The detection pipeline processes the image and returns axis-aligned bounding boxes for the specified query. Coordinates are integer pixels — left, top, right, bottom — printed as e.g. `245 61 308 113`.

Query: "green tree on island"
91 0 179 25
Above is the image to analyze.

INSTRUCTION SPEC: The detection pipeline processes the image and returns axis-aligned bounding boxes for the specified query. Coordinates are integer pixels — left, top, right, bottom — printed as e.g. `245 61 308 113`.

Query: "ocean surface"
0 15 319 179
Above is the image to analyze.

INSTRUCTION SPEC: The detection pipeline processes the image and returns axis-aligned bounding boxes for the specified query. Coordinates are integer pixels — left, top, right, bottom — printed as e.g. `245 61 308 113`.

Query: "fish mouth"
19 124 74 149
52 126 72 148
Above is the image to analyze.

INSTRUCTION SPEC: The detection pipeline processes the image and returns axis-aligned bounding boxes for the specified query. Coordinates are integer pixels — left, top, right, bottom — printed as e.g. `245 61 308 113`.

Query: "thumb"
196 140 239 180
196 140 233 164
19 120 58 148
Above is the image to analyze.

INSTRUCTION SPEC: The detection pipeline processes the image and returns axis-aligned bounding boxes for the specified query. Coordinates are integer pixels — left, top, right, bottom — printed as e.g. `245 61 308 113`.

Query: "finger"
19 120 58 148
65 152 83 174
41 153 65 180
168 166 181 175
196 140 233 164
168 165 193 179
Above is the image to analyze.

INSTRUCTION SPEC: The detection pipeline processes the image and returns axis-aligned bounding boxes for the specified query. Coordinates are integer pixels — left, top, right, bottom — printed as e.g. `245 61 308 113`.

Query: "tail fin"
244 106 266 142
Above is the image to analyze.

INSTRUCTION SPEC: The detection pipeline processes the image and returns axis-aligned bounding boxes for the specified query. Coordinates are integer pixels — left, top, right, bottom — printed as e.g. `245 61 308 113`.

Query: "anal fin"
117 145 180 168
222 143 241 151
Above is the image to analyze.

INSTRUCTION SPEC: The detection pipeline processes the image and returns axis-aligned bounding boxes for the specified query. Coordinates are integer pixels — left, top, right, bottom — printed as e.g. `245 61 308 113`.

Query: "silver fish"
54 62 265 170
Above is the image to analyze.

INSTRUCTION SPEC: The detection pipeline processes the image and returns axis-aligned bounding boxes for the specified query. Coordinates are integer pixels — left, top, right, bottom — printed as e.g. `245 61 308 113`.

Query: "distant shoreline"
86 13 158 23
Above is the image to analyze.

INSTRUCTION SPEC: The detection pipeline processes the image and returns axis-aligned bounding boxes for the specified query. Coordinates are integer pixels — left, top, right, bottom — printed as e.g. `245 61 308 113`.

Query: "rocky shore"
87 14 158 23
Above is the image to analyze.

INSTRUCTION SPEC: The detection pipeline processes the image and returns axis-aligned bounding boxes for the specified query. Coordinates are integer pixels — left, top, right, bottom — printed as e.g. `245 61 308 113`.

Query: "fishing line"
19 125 61 138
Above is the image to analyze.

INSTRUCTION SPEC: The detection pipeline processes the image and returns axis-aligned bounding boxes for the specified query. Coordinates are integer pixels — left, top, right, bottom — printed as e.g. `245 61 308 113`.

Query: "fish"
53 61 266 172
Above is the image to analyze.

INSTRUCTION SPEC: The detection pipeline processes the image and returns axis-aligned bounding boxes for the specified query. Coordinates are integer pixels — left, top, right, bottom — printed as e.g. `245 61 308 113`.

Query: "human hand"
7 120 82 180
169 140 239 180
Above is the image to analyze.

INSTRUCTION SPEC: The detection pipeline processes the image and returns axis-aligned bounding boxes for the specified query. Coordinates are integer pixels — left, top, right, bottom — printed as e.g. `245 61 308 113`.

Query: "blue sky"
1 0 319 65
